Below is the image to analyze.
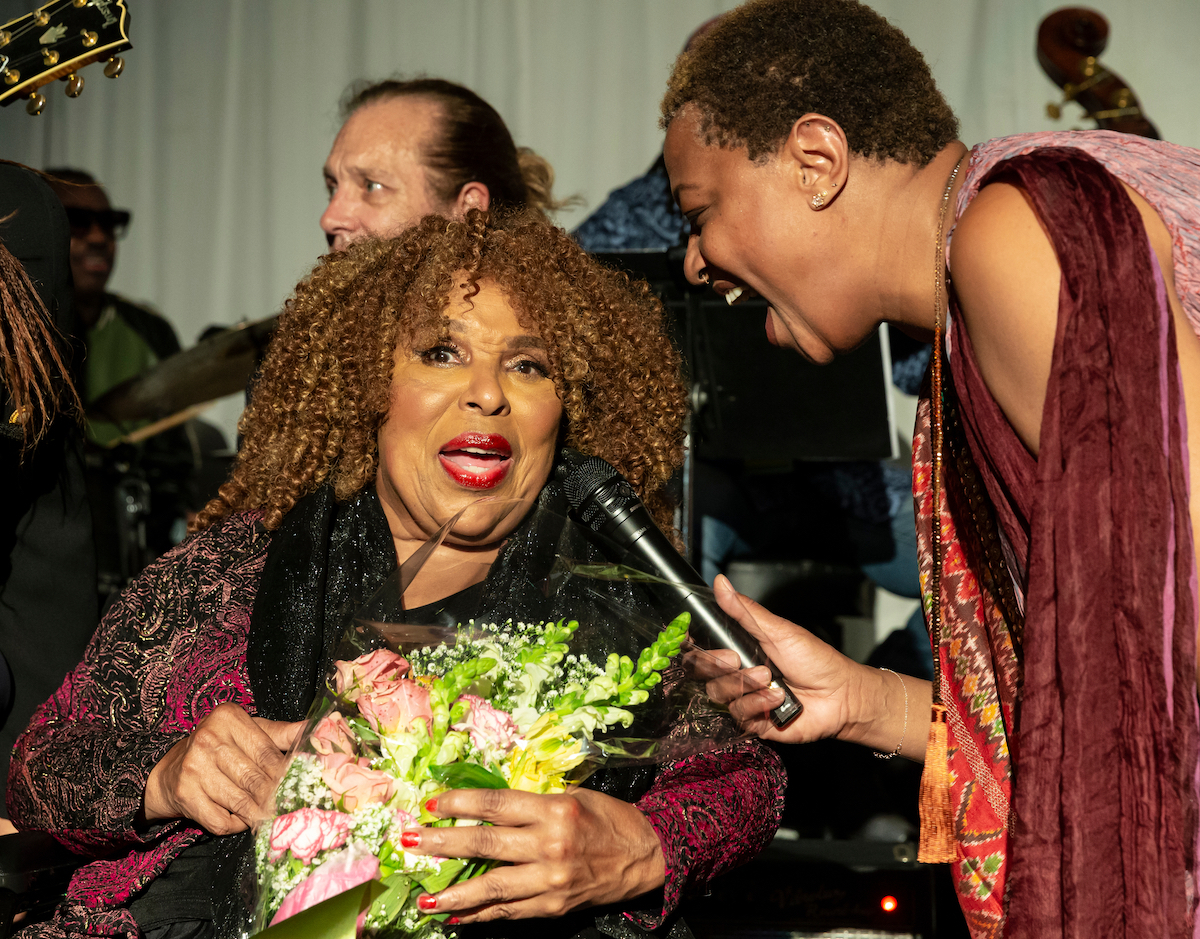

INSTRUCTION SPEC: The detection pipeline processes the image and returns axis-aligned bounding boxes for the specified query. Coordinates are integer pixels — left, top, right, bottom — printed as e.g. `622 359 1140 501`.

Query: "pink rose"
452 694 520 753
270 842 380 926
321 757 395 811
357 680 432 735
319 751 357 772
334 649 410 701
267 807 351 863
309 712 357 758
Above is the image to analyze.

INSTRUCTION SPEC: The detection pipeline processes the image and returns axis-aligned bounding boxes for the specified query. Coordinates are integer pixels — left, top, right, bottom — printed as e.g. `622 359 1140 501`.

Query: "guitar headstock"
1 0 131 114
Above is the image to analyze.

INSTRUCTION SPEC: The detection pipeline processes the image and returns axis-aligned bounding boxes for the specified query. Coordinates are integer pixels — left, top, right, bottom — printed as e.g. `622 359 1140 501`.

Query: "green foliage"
417 857 469 895
554 612 689 715
429 762 509 790
367 872 412 927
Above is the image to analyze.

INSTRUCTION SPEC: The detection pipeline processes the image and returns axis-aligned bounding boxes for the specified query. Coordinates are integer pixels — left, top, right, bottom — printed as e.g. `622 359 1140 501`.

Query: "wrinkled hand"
402 787 665 924
698 574 870 745
143 702 305 835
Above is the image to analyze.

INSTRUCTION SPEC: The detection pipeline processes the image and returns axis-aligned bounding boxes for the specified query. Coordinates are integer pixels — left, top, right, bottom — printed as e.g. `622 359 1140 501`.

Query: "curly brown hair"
195 210 687 534
660 0 959 166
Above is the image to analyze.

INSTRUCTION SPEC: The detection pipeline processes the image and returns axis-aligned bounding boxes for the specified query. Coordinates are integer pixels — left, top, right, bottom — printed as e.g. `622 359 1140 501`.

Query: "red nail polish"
448 917 460 925
425 797 438 813
417 894 437 912
400 831 419 848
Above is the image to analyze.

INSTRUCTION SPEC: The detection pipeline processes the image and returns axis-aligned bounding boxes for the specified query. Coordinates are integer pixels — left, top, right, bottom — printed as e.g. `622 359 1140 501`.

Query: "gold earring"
811 190 829 209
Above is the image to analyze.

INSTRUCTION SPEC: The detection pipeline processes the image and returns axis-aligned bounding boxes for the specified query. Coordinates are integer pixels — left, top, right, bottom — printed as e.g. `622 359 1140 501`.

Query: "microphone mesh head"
561 454 623 532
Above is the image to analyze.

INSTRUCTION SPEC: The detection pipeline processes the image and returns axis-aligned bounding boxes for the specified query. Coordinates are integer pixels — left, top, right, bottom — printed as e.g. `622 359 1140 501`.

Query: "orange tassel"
918 703 956 863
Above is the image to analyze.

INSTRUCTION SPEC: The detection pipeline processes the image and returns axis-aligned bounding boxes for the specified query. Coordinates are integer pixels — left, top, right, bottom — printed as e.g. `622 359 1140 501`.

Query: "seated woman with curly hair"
9 211 785 939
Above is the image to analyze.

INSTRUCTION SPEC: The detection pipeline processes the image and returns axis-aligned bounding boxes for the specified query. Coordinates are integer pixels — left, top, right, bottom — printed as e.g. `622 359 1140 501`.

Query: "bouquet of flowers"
248 493 753 939
253 608 700 938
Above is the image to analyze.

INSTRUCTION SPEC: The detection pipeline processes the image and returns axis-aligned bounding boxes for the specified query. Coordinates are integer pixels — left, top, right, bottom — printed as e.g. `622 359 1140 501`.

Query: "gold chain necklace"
918 149 967 864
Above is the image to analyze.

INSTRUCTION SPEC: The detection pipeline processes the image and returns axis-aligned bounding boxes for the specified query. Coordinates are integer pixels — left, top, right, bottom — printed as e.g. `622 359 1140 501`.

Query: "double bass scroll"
1037 7 1159 140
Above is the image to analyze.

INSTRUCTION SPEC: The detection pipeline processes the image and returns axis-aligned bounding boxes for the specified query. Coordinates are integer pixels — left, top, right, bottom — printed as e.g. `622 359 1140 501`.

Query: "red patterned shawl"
914 148 1199 938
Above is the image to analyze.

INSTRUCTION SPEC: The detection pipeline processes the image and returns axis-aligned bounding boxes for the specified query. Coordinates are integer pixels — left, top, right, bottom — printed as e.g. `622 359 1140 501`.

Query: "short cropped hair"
661 0 959 166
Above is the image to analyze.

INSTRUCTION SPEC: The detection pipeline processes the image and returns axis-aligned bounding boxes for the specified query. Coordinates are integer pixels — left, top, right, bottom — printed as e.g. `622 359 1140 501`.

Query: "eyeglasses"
64 207 132 240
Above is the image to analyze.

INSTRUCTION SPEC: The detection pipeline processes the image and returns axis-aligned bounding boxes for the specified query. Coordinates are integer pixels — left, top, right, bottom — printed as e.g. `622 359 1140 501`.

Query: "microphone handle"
600 505 803 728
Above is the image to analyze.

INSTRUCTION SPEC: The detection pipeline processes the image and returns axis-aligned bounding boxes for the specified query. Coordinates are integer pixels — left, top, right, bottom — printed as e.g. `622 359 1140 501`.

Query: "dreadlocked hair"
194 209 686 536
0 233 82 453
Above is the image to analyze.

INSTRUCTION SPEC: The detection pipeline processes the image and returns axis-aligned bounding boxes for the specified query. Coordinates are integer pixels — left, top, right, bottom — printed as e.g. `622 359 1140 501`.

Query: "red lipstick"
438 433 513 490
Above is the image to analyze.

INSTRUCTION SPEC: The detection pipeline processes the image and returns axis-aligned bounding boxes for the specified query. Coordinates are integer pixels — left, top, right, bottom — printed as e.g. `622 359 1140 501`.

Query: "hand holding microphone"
558 450 802 728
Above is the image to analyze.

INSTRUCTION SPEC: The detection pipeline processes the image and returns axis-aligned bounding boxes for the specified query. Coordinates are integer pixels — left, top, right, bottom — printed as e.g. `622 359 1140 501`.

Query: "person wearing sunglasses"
45 169 180 446
46 169 197 608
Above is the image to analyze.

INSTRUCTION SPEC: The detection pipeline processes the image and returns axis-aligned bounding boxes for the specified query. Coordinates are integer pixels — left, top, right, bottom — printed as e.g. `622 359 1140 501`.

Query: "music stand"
592 250 897 555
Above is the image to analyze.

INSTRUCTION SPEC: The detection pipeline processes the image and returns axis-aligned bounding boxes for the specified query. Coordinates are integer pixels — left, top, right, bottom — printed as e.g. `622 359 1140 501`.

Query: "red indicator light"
881 895 898 913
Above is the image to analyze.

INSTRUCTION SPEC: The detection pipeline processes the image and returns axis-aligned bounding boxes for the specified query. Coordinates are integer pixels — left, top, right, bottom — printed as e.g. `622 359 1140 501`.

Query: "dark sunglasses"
65 207 132 240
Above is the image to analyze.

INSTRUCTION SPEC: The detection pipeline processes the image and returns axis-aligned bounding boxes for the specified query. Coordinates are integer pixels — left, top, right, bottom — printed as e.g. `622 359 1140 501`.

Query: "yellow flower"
503 713 588 793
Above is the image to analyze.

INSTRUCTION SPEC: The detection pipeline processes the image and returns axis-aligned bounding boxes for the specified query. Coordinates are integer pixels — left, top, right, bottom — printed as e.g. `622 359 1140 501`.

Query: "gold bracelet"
873 667 908 760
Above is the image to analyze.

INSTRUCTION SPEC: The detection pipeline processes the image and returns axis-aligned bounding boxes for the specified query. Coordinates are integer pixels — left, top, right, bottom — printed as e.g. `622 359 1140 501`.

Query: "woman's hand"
400 787 665 924
699 576 927 757
143 702 305 835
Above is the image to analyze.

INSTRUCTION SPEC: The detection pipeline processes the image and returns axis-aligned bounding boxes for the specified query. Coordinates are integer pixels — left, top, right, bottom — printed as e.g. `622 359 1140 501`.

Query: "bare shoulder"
948 182 1062 455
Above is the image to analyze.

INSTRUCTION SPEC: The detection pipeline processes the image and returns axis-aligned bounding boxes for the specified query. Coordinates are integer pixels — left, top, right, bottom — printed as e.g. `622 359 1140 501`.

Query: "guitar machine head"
0 0 132 115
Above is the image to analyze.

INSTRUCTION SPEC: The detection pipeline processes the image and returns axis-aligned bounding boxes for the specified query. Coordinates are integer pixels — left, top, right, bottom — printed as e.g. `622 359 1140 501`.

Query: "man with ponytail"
321 77 565 252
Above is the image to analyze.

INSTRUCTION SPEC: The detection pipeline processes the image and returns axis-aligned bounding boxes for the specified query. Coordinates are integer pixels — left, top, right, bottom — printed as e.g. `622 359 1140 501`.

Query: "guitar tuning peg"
1046 102 1062 120
103 56 125 79
65 73 84 98
26 92 46 116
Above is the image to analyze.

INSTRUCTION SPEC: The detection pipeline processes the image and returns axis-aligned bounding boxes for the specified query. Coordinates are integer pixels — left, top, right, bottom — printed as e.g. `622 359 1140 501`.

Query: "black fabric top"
155 473 692 938
249 474 667 804
0 164 97 805
250 483 396 723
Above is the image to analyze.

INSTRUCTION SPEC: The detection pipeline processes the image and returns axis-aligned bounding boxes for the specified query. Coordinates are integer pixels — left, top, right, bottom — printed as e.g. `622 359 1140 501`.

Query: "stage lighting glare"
880 895 898 913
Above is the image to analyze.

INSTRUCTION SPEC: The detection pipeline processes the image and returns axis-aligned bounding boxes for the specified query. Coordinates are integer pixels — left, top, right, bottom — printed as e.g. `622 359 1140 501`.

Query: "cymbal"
89 315 279 423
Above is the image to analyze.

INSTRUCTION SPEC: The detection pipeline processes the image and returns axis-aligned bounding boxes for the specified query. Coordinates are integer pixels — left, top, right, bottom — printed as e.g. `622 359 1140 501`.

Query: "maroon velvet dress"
914 131 1200 938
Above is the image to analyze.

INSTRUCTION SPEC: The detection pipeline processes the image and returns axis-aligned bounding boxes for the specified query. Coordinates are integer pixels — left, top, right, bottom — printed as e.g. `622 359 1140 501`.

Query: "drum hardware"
88 314 278 425
108 402 210 447
114 474 150 585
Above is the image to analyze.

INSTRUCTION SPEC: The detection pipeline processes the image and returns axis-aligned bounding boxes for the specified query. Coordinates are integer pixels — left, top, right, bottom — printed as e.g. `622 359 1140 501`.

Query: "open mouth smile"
712 279 760 306
438 432 513 490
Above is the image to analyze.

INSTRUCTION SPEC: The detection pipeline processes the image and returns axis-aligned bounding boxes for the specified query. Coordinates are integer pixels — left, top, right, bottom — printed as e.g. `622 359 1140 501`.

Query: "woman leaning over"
9 210 785 939
661 0 1200 936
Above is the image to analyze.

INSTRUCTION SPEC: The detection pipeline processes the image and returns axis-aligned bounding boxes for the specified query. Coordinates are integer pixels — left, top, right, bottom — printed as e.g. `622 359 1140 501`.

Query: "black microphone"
558 450 802 728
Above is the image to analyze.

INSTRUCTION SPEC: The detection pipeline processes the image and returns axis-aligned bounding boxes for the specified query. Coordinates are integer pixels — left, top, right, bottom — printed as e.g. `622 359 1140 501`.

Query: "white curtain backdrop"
3 0 1199 442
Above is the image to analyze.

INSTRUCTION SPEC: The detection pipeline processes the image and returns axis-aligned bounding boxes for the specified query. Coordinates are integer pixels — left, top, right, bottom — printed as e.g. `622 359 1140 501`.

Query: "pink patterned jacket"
9 511 785 939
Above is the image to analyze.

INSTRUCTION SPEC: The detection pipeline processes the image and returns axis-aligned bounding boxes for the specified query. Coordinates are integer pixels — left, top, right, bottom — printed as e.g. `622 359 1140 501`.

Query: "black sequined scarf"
250 484 397 722
226 480 692 939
